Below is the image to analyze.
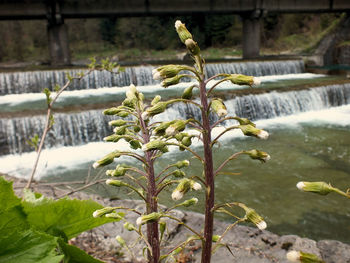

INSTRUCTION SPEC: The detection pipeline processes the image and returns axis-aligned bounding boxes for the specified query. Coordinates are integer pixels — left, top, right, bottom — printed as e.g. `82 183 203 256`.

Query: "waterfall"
0 60 304 95
1 83 349 156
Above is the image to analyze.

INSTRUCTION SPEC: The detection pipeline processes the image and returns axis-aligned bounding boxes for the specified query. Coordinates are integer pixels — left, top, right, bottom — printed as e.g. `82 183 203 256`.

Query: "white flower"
172 190 183 201
217 109 228 117
253 77 261 86
92 162 100 169
286 250 301 262
136 216 143 226
257 129 269 139
296 182 306 191
165 126 176 136
141 111 149 120
92 210 100 218
192 182 202 191
106 179 113 185
175 20 182 30
263 154 271 162
257 220 267 230
152 69 161 80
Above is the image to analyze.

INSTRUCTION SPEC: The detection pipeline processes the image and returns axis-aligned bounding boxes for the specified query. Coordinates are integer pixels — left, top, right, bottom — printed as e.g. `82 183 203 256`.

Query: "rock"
317 240 350 263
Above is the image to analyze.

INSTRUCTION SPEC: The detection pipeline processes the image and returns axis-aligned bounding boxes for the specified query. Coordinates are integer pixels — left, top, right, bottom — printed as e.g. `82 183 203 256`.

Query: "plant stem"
199 76 215 263
139 111 160 263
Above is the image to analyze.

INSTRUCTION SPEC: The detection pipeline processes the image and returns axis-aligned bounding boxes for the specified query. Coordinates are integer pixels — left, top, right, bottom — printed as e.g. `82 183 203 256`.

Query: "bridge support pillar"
242 11 262 59
47 0 71 66
48 22 71 65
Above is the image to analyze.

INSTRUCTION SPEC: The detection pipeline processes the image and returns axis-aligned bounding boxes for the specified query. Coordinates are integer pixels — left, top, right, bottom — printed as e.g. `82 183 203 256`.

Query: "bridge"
1 0 350 65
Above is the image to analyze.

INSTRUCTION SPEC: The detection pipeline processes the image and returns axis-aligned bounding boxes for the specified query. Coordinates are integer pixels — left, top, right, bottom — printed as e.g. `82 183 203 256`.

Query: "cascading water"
0 60 304 95
1 83 349 156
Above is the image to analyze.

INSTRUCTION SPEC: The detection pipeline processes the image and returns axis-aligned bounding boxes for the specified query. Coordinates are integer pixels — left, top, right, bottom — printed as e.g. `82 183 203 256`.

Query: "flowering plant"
92 20 269 263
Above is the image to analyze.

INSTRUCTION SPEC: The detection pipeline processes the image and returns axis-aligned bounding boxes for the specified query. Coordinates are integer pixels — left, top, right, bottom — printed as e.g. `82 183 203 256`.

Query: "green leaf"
23 194 113 239
0 176 21 211
0 229 63 263
58 239 103 263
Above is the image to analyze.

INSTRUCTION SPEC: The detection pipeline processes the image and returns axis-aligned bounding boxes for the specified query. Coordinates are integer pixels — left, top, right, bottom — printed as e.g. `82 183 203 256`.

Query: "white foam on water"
1 104 349 180
0 73 325 107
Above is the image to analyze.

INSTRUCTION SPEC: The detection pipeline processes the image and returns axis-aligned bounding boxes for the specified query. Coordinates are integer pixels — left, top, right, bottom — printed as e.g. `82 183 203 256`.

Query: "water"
0 59 349 243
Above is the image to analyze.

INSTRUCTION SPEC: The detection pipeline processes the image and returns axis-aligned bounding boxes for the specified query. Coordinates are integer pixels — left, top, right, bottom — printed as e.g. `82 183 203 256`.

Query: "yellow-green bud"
286 250 324 263
105 212 124 220
109 119 127 127
116 111 129 118
244 149 271 163
172 178 191 201
145 101 168 117
185 39 200 55
181 136 193 147
175 160 190 169
136 212 163 226
226 74 255 86
106 179 127 187
106 164 127 177
175 20 193 44
233 117 256 127
211 99 227 117
153 65 187 80
103 107 120 115
241 204 267 230
129 140 142 150
296 182 334 196
116 235 126 247
114 126 127 135
103 134 122 142
182 85 195 100
122 99 135 108
172 170 185 178
151 95 162 105
142 140 167 152
181 197 198 207
239 125 269 139
93 151 121 168
161 75 183 88
175 132 187 142
123 222 136 231
159 221 166 236
212 235 221 242
92 206 115 218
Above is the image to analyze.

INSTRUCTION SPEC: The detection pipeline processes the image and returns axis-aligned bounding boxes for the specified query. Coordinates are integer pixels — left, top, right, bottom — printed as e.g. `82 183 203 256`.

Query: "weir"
1 83 349 156
0 60 304 95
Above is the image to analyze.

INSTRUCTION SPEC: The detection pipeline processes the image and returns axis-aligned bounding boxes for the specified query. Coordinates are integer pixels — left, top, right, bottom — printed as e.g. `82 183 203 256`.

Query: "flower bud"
175 20 193 44
239 125 269 139
175 160 190 169
109 119 127 127
242 205 267 230
124 222 136 231
226 74 255 86
106 164 127 177
181 136 193 147
116 111 129 118
233 117 256 127
129 140 142 150
286 250 324 263
113 126 127 135
106 179 127 187
142 140 167 152
153 65 187 80
296 181 334 196
151 95 161 105
153 121 175 136
116 235 126 247
253 77 261 86
136 212 163 226
103 107 120 115
211 99 227 117
105 212 125 220
165 120 188 137
161 75 183 88
181 197 198 207
191 181 202 191
172 178 191 201
175 132 187 142
103 134 122 142
159 221 166 238
145 101 168 117
212 235 221 242
182 85 195 100
172 170 186 178
244 149 271 163
185 39 200 55
93 151 121 168
92 206 115 218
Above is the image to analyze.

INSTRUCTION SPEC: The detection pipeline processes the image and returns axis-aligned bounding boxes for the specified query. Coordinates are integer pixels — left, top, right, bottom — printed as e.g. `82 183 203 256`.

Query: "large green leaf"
23 192 114 239
58 239 104 263
0 229 63 263
0 176 21 210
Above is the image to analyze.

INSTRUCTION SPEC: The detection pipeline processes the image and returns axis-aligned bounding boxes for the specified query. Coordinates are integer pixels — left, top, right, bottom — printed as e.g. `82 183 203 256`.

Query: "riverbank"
4 174 350 263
